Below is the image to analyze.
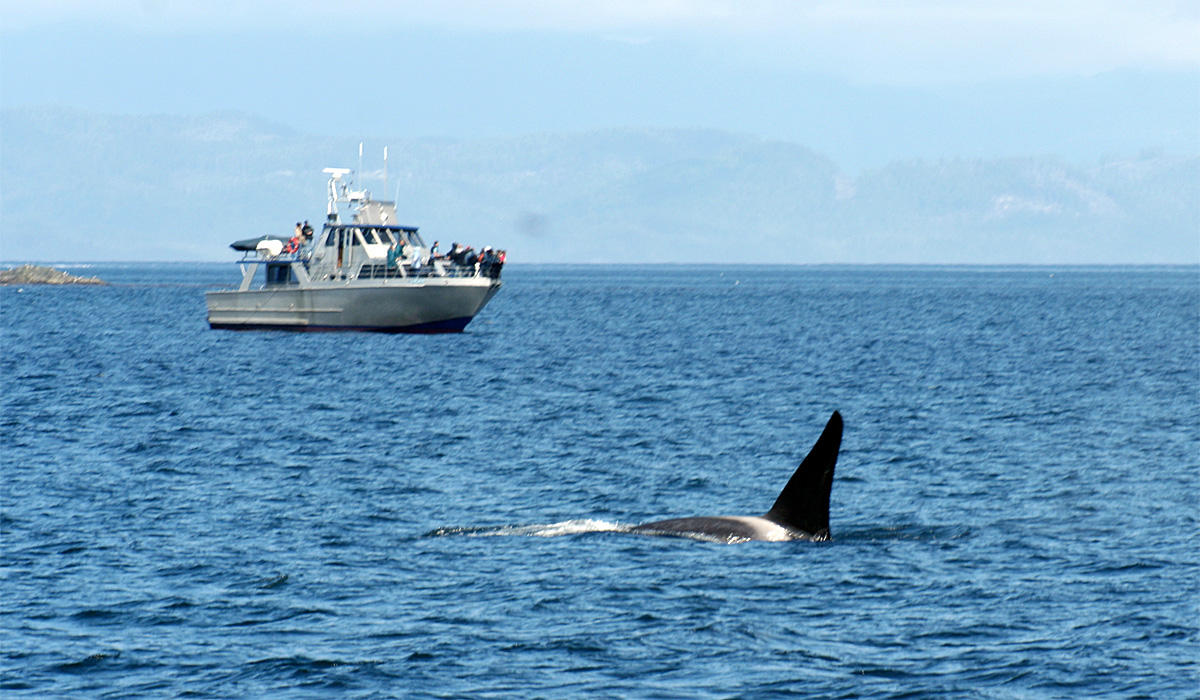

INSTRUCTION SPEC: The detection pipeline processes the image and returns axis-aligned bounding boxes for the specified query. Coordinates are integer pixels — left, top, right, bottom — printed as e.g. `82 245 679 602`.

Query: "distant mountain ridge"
2 107 1196 263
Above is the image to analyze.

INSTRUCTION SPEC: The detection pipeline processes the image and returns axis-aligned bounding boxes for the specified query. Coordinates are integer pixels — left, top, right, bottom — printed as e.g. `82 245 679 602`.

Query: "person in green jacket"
386 239 406 269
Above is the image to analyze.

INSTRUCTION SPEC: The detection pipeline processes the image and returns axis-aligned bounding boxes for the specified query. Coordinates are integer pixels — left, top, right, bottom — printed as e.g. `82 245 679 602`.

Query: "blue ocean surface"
2 263 1197 698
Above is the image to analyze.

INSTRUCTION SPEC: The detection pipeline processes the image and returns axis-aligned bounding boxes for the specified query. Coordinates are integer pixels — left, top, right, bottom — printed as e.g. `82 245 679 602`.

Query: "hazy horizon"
4 2 1196 163
1 1 1197 263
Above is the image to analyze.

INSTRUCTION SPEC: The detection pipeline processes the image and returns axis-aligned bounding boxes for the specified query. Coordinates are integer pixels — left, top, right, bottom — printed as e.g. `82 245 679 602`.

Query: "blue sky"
2 1 1197 168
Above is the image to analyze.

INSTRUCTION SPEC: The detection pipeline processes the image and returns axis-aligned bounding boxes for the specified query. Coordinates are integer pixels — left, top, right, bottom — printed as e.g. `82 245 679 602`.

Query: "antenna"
383 146 389 200
322 167 352 220
358 141 364 185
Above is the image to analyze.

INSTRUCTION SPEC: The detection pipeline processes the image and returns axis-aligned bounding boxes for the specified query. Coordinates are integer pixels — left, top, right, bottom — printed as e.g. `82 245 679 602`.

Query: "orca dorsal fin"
763 411 842 540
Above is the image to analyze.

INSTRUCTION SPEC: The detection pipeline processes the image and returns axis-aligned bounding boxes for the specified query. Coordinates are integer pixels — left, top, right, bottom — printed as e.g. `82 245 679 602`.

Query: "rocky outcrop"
0 264 107 285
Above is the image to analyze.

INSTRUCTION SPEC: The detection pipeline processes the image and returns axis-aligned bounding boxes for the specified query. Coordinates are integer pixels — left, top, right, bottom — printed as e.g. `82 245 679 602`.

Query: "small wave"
836 524 971 542
426 519 629 538
246 655 357 673
52 650 120 674
258 573 289 590
70 608 120 621
226 606 335 627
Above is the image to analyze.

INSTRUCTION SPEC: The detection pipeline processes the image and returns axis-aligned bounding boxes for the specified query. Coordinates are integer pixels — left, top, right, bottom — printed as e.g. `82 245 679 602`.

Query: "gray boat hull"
206 278 501 333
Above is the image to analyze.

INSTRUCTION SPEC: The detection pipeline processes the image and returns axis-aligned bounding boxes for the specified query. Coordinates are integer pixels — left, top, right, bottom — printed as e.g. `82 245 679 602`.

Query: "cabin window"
265 263 294 285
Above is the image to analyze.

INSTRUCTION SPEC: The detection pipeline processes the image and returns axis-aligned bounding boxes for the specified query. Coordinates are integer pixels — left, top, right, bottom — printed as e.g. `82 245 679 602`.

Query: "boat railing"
237 250 311 264
234 252 499 280
356 261 489 280
357 263 407 280
437 264 484 278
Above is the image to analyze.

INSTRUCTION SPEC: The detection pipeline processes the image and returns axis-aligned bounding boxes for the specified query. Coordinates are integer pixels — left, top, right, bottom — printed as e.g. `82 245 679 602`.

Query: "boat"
206 165 503 333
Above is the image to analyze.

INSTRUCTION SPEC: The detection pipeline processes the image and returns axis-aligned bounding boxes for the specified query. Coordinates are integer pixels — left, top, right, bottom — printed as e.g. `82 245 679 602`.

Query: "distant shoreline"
0 264 107 285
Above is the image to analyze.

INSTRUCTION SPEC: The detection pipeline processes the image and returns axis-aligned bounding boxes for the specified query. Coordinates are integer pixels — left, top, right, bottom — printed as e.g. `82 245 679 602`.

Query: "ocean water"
2 263 1197 698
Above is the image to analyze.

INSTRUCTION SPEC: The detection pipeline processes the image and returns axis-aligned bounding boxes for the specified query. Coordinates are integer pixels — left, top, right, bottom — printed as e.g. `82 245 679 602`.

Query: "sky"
1 1 1198 168
4 1 1196 78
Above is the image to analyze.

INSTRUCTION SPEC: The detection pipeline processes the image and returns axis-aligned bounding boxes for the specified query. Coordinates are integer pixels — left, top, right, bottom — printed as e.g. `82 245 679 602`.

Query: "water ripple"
1 265 1196 698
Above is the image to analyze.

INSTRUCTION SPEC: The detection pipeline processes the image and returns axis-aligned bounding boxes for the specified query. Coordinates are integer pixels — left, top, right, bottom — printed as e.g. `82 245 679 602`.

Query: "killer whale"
630 411 843 542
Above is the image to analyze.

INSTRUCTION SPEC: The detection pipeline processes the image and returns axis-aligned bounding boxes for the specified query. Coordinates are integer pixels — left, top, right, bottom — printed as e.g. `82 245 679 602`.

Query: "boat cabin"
226 165 502 291
316 223 424 263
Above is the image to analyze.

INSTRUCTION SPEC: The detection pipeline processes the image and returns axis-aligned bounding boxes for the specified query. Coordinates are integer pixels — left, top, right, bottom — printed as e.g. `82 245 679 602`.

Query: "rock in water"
0 265 107 285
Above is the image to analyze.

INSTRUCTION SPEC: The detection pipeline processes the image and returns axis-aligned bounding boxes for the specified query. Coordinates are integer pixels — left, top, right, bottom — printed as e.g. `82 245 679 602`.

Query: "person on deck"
386 240 405 269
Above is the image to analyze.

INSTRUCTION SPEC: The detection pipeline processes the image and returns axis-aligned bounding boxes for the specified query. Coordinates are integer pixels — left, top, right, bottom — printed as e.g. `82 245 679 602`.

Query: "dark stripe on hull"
209 316 474 334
